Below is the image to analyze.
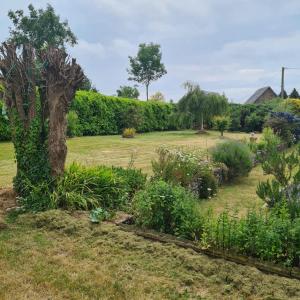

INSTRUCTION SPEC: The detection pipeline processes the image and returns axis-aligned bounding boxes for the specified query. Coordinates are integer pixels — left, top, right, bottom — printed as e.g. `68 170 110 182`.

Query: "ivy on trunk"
0 42 84 196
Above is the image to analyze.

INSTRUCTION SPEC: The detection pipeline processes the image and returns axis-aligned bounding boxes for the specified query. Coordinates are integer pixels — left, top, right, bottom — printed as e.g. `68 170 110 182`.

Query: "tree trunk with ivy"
0 43 84 196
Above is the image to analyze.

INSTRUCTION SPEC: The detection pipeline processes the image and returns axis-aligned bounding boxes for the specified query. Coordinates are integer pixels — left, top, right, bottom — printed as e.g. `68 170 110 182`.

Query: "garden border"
118 223 300 281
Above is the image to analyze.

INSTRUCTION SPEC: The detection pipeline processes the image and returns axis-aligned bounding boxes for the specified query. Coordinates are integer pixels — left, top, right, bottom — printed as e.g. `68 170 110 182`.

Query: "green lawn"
0 210 299 300
0 130 265 213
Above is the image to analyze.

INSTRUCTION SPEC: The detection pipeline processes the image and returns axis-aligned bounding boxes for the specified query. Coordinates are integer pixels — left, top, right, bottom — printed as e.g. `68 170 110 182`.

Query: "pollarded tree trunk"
0 43 84 195
41 48 84 177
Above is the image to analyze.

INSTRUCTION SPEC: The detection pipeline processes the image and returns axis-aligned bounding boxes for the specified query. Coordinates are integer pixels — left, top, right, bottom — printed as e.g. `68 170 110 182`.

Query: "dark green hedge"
0 101 10 141
70 91 187 136
228 99 282 132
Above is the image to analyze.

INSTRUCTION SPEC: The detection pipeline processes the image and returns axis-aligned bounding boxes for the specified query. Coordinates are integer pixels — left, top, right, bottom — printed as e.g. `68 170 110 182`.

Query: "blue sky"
1 1 300 103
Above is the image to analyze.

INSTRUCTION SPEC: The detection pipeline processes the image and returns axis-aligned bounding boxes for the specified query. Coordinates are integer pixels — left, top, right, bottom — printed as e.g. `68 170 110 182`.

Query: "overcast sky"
1 1 300 103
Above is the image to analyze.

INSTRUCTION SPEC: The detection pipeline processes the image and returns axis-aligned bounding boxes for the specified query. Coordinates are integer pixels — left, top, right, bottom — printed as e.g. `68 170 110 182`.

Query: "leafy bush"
286 98 300 116
212 141 253 180
201 204 300 266
122 128 136 138
152 147 218 199
257 145 300 217
90 207 111 223
213 115 230 136
265 112 300 146
133 180 202 240
0 101 11 141
111 166 147 198
21 163 146 211
67 110 81 137
228 100 281 132
250 127 282 163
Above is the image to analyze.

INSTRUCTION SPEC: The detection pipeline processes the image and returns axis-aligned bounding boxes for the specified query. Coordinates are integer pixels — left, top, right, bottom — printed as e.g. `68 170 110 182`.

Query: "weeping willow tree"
178 82 228 132
0 5 84 199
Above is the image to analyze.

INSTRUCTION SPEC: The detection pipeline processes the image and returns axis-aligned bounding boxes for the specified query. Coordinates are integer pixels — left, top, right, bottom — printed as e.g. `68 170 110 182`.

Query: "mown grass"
0 130 265 213
1 210 300 300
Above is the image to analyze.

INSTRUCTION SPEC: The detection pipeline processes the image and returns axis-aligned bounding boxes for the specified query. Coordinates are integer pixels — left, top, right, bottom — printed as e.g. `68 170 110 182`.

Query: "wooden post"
281 67 285 99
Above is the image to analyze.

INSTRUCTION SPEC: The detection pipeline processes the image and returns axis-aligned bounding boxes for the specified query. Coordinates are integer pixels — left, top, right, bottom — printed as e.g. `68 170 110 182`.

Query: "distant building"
245 86 277 104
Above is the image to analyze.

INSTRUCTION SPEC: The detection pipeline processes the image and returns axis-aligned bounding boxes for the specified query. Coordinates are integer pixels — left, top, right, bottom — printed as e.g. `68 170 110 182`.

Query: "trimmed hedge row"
0 91 191 141
70 91 187 135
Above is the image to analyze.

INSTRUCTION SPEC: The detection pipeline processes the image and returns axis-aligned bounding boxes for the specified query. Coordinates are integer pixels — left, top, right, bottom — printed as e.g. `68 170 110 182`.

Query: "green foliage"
286 98 300 116
0 101 10 141
122 128 136 138
178 83 228 130
257 145 300 216
79 75 97 92
228 100 282 132
116 85 139 99
13 112 51 198
111 166 147 198
8 4 77 49
89 207 111 223
128 43 167 100
250 127 282 163
21 163 146 211
213 115 230 136
67 110 81 137
212 141 253 180
152 147 218 199
71 90 181 135
133 180 203 240
289 88 300 99
201 204 300 266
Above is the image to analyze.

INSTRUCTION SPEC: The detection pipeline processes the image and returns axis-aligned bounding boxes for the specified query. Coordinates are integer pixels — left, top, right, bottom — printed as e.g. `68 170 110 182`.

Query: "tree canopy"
127 43 166 100
178 82 228 131
8 4 77 50
117 85 139 99
289 88 300 99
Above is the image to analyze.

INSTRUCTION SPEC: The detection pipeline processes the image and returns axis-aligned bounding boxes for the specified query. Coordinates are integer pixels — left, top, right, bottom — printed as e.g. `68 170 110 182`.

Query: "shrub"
152 147 218 199
265 112 300 146
286 98 300 116
122 128 136 138
250 127 282 163
201 204 300 266
213 115 230 136
257 145 300 217
0 101 11 141
111 166 147 198
133 180 203 240
67 110 81 137
212 141 253 180
21 163 146 211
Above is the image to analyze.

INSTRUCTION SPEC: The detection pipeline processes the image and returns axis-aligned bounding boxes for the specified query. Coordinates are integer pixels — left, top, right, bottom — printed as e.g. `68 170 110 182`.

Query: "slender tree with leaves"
127 43 167 100
178 82 228 132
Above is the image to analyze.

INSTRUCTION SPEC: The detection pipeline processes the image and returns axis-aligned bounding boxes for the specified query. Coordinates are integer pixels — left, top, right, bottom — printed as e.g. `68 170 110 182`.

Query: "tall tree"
178 82 228 132
289 88 300 99
0 5 83 199
117 85 139 99
127 43 166 101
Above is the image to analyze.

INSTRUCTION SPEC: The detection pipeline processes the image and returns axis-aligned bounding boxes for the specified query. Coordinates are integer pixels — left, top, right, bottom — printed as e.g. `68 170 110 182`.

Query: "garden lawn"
0 130 264 213
0 210 299 300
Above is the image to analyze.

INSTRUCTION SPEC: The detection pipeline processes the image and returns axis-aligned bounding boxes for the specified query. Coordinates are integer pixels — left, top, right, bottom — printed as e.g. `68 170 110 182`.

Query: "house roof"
245 86 275 104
